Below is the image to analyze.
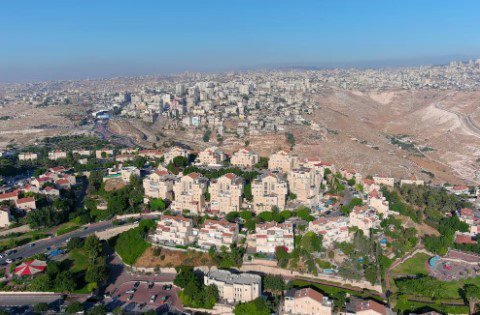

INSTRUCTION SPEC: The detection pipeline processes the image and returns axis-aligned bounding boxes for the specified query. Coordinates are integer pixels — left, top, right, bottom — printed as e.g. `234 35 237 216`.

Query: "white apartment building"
248 221 294 254
151 215 194 246
308 216 350 248
95 148 114 159
48 150 67 160
171 172 208 215
367 190 389 216
164 146 189 164
230 148 259 168
287 166 323 207
349 206 381 236
197 146 226 166
283 288 333 315
0 206 12 228
72 149 92 156
210 173 243 214
268 150 298 173
197 219 239 250
252 172 288 213
204 270 262 304
18 152 38 161
143 169 176 200
373 176 395 187
103 167 140 183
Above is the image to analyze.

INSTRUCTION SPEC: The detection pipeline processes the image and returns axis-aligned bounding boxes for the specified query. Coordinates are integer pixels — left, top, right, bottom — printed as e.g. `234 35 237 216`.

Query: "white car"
5 258 13 264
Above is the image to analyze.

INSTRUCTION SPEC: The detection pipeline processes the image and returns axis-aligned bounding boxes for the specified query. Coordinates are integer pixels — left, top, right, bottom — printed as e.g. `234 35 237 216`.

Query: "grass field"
55 223 80 236
390 253 430 277
69 248 89 273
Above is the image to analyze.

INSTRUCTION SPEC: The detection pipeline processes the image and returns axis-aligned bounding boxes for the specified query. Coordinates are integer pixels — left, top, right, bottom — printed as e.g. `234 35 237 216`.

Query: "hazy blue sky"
1 0 480 82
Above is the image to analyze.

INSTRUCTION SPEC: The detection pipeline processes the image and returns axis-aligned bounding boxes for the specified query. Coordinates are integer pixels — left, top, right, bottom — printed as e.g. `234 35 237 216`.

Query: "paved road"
0 214 161 265
435 103 480 138
0 221 114 265
0 294 64 307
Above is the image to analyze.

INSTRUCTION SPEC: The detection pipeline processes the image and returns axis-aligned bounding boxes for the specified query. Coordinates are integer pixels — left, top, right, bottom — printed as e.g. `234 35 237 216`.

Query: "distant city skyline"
2 0 480 82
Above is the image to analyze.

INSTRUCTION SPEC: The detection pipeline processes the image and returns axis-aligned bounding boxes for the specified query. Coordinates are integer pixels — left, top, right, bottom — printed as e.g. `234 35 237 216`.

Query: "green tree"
34 303 49 312
275 246 290 268
55 271 76 292
464 284 480 314
234 298 270 315
263 274 285 294
149 198 166 211
66 302 83 314
84 235 103 263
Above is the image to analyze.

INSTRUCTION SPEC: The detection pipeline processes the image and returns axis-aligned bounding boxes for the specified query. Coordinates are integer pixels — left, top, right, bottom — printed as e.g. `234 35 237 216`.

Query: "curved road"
435 103 480 138
0 214 161 265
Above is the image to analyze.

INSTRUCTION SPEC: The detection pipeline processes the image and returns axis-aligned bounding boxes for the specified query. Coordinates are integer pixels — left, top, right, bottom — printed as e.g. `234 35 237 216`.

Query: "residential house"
18 152 38 161
209 173 243 214
164 146 189 164
95 148 114 159
0 206 12 228
349 206 381 236
48 150 67 160
247 222 294 254
373 176 395 187
197 219 239 250
231 148 259 168
346 297 393 315
287 166 323 207
15 197 36 211
197 146 226 166
204 270 262 303
143 169 176 200
268 150 298 173
282 288 333 315
171 172 208 215
308 216 350 248
151 215 194 246
252 172 288 213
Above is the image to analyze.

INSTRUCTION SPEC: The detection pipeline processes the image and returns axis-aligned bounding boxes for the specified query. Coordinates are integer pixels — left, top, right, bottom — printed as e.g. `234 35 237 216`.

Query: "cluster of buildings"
202 268 392 314
0 166 76 227
142 145 422 256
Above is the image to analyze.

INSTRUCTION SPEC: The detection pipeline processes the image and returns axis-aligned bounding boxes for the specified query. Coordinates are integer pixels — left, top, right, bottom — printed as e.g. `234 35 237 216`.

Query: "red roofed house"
15 197 36 211
283 288 333 315
151 215 194 246
0 191 18 202
197 219 239 251
247 222 294 254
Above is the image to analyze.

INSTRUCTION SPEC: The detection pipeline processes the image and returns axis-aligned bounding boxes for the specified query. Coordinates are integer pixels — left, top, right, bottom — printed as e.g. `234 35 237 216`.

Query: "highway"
435 103 480 138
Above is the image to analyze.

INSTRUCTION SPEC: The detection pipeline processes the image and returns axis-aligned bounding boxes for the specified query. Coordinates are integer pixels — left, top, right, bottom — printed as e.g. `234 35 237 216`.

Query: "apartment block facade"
197 219 239 250
230 148 259 168
143 169 176 200
251 172 288 213
151 215 193 246
268 150 298 173
209 173 243 214
247 221 294 254
204 270 262 304
171 172 208 215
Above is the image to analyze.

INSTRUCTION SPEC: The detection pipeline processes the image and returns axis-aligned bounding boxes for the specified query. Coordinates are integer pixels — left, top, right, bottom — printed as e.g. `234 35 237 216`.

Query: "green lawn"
391 253 430 277
69 248 89 273
395 295 469 314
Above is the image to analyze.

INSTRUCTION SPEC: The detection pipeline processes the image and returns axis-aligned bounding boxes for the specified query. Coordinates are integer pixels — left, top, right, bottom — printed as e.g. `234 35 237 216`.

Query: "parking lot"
106 280 183 313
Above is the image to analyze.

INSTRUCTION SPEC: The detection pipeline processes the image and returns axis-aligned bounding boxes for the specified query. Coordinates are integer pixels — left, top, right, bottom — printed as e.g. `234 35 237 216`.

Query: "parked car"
5 258 13 264
127 294 134 301
133 281 140 289
125 289 136 294
150 295 157 303
148 282 154 289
